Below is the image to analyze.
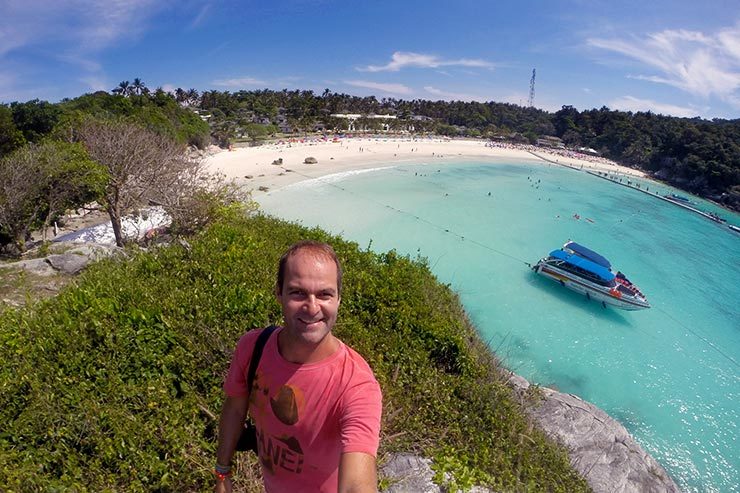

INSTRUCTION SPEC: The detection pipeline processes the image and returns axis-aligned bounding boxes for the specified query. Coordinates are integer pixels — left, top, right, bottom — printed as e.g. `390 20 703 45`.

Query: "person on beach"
214 241 383 493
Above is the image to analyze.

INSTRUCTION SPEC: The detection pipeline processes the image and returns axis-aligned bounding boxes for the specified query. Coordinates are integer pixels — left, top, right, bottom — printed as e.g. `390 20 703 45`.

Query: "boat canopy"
564 241 612 269
549 249 615 282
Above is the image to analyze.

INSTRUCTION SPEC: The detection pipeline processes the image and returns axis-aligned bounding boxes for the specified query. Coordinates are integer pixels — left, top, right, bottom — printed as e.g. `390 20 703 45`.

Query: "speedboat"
532 241 650 310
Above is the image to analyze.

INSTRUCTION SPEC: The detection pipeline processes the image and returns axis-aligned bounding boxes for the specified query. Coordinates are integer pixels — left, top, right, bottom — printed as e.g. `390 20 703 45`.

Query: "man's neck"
278 330 340 364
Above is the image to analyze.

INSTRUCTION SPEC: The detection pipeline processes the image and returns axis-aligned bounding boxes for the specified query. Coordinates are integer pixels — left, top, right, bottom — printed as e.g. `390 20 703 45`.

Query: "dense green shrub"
0 214 589 492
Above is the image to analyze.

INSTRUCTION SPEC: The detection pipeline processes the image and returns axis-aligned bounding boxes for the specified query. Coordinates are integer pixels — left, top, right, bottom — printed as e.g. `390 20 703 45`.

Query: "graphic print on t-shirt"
271 384 303 425
253 372 308 476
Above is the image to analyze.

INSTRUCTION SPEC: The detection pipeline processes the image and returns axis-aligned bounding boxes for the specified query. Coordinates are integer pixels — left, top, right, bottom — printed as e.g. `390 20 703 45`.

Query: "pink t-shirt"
224 327 382 493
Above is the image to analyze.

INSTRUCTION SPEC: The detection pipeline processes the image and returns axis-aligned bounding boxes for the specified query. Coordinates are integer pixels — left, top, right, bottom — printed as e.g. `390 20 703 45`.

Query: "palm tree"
112 80 130 96
186 88 200 107
174 88 187 104
131 78 146 96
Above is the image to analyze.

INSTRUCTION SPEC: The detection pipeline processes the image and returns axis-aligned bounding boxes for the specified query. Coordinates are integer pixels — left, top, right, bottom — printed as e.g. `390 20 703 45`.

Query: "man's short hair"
276 240 343 294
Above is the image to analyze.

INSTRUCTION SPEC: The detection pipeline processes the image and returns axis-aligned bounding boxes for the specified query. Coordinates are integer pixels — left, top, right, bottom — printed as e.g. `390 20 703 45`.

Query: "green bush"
0 214 589 492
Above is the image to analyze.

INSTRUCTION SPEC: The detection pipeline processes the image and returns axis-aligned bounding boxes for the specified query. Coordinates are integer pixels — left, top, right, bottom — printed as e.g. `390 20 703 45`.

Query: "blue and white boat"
532 241 650 310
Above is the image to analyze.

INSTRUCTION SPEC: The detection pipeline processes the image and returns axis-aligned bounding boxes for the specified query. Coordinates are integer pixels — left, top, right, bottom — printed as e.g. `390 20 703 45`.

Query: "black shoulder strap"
247 325 278 395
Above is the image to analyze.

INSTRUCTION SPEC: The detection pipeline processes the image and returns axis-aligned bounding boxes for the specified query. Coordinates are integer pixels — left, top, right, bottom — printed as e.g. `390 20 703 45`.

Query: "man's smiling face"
277 249 341 350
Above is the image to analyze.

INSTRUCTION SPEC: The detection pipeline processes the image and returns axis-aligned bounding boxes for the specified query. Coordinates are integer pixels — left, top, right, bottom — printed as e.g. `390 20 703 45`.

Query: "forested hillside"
1 85 738 210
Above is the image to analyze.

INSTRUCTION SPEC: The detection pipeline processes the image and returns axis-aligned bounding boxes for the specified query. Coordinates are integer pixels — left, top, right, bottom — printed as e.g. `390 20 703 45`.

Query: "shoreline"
202 137 702 491
205 137 647 198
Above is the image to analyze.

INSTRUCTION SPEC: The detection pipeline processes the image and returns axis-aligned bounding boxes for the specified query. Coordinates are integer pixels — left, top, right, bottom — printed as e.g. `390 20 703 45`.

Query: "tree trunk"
107 205 125 247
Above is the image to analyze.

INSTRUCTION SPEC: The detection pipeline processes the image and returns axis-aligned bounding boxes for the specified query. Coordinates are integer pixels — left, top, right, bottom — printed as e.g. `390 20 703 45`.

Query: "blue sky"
1 0 739 119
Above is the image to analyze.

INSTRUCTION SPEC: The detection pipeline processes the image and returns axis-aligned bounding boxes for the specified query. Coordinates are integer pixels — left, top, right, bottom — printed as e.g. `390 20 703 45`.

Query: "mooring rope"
654 306 739 370
274 165 534 267
271 166 737 369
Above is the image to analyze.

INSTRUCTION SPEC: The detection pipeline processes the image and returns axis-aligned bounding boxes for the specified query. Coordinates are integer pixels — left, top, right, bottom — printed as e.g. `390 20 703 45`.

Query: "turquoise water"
259 159 740 493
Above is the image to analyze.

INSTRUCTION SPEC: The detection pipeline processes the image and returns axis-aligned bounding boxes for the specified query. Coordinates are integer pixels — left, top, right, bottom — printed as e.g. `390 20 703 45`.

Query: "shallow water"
259 159 740 493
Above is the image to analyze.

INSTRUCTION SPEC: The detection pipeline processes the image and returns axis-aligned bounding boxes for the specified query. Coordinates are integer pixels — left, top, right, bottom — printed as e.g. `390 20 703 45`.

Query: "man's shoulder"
235 326 279 356
337 342 378 381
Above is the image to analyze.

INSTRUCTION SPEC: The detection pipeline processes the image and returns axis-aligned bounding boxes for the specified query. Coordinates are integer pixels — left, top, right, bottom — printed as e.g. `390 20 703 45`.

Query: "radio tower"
528 69 536 107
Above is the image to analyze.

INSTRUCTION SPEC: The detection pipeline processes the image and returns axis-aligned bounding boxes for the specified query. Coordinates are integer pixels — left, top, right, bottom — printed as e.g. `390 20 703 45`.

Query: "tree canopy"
1 85 738 210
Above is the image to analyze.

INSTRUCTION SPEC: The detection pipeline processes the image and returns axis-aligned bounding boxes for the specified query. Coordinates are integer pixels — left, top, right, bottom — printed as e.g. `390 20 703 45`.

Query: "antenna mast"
528 69 536 107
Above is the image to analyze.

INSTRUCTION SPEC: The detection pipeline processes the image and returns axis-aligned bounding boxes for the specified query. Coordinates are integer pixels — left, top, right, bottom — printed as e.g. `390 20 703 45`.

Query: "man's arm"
214 395 249 492
338 452 377 493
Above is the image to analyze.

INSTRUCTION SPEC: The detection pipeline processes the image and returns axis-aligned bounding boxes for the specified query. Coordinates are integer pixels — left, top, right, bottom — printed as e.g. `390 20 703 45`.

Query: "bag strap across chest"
247 325 278 393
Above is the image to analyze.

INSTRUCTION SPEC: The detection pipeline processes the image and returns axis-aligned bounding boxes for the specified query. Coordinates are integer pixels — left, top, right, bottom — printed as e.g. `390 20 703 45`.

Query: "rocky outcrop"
381 454 493 493
3 243 120 276
4 257 57 276
381 374 681 493
507 373 681 493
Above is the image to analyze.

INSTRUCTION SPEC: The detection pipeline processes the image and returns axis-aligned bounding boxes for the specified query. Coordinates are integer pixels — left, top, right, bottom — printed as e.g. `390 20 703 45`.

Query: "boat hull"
534 261 650 310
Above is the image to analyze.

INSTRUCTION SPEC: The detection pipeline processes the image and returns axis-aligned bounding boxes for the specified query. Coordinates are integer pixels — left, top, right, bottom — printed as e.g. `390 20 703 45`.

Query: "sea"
258 158 740 493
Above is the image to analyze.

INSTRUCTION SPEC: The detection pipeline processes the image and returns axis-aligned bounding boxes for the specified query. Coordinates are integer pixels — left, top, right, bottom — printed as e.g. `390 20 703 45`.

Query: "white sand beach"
26 138 647 244
205 137 646 197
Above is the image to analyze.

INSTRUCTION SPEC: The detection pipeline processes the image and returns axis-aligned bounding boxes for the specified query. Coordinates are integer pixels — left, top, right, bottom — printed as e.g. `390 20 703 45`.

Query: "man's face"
277 250 340 347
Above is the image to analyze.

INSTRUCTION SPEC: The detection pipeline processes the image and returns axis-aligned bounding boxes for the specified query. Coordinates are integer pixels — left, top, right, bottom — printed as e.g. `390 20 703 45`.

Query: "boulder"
46 254 91 275
272 158 283 165
508 374 681 493
304 156 318 164
381 374 681 492
4 258 56 276
380 454 494 493
381 455 439 493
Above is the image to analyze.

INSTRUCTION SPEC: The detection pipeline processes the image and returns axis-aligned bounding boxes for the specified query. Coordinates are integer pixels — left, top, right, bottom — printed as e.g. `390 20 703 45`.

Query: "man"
215 241 382 493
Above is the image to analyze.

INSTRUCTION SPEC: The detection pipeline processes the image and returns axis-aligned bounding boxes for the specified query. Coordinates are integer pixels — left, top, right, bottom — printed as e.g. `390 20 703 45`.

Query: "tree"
186 88 200 106
0 141 105 253
39 142 108 240
0 105 26 157
77 120 212 246
10 99 62 143
174 87 187 104
131 78 148 96
112 80 131 96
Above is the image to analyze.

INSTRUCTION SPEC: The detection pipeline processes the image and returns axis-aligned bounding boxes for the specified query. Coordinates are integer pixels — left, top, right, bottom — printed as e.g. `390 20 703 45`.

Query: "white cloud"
423 86 480 101
161 84 177 93
588 23 740 108
0 0 165 99
608 96 700 117
0 0 163 55
359 51 493 72
344 80 413 95
212 77 267 87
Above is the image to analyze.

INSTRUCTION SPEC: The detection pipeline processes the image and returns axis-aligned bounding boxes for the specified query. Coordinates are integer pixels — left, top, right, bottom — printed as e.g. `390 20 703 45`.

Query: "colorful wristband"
213 469 232 481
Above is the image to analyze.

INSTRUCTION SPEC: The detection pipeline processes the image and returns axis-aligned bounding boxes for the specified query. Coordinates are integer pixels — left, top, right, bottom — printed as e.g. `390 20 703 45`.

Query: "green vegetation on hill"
0 214 589 492
2 83 738 209
196 89 740 210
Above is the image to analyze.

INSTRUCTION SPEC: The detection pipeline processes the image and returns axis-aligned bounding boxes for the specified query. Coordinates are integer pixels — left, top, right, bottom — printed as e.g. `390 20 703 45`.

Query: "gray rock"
46 254 90 275
381 454 439 493
381 454 494 493
3 258 56 276
41 243 119 275
304 156 318 164
508 373 681 493
66 243 118 260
